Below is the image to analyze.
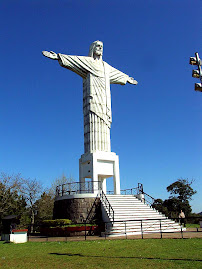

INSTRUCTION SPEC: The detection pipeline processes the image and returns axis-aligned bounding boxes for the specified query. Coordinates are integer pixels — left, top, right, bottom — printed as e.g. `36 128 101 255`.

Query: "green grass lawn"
0 239 201 269
186 223 200 228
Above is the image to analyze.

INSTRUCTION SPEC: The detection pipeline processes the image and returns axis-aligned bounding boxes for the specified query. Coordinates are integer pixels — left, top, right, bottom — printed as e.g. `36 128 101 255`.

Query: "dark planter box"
40 226 99 237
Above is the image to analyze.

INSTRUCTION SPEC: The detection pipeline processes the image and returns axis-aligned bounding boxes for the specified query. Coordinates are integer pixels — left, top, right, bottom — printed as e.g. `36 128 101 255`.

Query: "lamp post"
189 52 202 92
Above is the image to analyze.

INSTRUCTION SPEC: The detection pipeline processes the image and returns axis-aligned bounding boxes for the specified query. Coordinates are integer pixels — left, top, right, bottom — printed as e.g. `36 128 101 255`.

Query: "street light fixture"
189 52 202 92
192 69 200 78
195 83 202 92
190 57 197 65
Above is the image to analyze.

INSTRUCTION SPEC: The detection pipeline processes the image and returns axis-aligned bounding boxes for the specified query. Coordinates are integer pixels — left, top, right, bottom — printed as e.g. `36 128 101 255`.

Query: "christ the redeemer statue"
42 41 137 154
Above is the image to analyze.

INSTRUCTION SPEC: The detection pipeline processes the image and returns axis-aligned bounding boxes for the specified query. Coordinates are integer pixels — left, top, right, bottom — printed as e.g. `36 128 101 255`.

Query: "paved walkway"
28 228 202 242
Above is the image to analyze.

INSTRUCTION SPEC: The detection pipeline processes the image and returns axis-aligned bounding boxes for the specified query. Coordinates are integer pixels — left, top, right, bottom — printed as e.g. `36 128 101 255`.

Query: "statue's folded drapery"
58 54 129 153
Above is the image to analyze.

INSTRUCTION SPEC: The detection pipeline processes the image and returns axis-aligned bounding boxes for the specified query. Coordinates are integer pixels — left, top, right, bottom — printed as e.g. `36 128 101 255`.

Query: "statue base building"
53 151 120 223
79 151 120 195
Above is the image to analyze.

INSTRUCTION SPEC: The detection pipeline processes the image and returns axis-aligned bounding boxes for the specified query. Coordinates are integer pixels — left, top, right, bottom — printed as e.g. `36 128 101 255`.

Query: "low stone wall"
53 197 102 223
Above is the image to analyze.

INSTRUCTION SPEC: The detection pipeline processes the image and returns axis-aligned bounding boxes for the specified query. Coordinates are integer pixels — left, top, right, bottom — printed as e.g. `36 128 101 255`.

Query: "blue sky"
0 0 201 213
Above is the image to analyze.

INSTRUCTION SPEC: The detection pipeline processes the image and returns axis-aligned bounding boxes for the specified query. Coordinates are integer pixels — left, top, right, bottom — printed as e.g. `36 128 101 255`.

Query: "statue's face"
93 42 103 56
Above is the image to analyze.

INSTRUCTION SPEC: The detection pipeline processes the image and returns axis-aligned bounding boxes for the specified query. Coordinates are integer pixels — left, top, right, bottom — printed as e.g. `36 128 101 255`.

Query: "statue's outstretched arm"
127 77 138 85
109 63 138 85
42 51 58 60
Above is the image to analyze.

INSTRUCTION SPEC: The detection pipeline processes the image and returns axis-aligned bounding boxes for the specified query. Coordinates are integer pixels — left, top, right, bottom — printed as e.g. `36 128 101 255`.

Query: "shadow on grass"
49 253 202 262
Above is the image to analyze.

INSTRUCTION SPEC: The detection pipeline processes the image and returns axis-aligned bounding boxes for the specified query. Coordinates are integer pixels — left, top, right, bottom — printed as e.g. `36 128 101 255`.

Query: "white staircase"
101 195 183 237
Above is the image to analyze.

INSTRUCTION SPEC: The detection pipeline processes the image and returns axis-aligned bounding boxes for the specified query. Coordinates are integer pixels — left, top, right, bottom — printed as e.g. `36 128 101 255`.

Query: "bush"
41 219 72 227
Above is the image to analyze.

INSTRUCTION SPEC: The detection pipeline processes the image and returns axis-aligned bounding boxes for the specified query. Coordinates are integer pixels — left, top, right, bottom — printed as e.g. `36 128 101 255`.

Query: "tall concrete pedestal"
79 151 120 194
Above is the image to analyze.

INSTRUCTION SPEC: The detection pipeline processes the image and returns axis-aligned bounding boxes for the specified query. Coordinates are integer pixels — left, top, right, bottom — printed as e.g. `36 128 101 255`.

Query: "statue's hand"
42 50 58 60
128 77 138 85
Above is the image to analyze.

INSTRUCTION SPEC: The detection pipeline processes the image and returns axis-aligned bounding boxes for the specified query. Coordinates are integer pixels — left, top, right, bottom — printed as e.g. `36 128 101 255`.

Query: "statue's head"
88 40 103 58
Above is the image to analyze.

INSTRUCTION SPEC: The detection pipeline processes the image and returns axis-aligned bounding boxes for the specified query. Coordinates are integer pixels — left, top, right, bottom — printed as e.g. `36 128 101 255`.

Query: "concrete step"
107 223 182 231
109 225 181 231
110 219 179 226
111 222 180 229
100 194 182 237
105 215 164 220
101 226 185 237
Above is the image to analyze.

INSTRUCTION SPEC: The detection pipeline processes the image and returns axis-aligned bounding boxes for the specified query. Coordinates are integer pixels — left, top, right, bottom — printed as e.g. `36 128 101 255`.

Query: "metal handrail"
121 187 139 195
106 190 114 194
107 183 144 196
138 183 143 193
85 194 100 223
56 181 102 196
100 190 114 222
142 191 155 206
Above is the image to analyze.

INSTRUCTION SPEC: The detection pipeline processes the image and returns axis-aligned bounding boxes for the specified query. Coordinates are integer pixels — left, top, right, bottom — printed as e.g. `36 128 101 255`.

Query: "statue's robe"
58 54 129 153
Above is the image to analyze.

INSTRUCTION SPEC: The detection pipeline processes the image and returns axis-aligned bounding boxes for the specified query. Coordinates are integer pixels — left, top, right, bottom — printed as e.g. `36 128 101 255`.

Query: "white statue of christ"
42 41 137 154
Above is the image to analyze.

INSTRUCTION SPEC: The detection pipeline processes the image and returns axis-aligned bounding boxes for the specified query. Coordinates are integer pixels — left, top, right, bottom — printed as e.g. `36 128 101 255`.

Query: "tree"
35 191 54 222
152 199 169 216
167 179 197 202
17 178 42 233
50 174 75 198
152 178 196 217
0 173 27 230
0 172 43 232
165 179 196 217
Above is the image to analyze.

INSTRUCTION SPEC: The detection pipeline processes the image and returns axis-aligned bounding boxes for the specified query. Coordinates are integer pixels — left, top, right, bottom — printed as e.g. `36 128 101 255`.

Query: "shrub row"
41 219 72 227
